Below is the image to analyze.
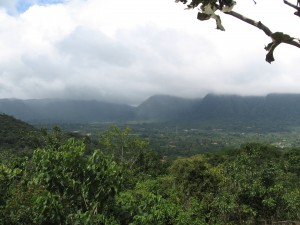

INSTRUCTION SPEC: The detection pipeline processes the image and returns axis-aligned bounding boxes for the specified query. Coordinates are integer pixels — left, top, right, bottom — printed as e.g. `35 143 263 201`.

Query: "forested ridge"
0 114 40 153
3 94 300 125
1 114 300 224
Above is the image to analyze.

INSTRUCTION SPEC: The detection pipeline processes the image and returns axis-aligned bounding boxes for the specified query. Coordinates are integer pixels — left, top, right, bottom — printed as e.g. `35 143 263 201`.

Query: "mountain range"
1 94 300 126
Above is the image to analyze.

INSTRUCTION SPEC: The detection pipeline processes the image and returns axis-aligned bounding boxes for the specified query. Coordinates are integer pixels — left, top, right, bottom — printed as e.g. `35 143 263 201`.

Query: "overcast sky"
0 0 299 104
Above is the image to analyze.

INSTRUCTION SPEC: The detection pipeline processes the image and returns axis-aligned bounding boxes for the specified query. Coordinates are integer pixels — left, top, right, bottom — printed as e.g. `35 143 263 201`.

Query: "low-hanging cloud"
53 26 220 104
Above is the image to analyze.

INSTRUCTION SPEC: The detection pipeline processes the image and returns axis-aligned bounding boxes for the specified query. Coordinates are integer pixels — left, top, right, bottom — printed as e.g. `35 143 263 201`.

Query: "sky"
0 0 299 105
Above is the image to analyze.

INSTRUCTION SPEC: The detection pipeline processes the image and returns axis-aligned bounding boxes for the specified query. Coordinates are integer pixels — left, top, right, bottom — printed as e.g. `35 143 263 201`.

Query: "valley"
32 121 300 158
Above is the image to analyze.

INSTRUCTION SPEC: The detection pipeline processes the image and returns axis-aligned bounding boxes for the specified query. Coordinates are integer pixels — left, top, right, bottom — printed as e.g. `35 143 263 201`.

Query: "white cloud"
0 0 299 104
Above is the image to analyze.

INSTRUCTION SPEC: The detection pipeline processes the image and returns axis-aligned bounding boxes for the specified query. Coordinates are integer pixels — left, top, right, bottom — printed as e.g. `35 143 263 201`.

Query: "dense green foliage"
0 114 40 152
1 115 300 224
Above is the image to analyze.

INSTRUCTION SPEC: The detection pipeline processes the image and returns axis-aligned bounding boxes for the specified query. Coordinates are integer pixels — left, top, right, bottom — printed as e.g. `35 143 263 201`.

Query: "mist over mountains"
0 99 134 123
1 94 300 126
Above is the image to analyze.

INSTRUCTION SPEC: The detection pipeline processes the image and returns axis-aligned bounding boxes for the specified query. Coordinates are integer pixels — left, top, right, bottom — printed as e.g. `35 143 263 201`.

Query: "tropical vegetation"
1 114 300 224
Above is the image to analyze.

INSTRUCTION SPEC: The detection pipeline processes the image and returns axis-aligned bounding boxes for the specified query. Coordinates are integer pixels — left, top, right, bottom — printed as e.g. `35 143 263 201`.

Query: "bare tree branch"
283 0 300 11
176 0 300 63
223 10 272 36
223 10 300 63
283 0 300 17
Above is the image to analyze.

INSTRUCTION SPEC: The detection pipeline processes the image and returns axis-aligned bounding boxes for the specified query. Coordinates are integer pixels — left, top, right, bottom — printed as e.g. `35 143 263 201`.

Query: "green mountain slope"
136 95 197 121
2 94 300 127
0 114 38 151
0 99 135 123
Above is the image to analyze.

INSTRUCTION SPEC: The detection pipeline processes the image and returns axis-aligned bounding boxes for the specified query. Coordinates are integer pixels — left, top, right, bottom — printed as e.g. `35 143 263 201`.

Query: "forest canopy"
1 121 300 224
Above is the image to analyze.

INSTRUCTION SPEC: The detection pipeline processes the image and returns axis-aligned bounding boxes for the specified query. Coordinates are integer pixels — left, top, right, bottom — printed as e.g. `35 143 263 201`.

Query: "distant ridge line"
1 93 300 124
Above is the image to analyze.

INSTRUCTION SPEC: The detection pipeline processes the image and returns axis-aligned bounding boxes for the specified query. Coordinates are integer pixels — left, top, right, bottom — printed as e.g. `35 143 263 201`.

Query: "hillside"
190 94 300 126
0 99 135 123
137 94 300 127
0 114 38 151
136 95 197 121
2 94 300 127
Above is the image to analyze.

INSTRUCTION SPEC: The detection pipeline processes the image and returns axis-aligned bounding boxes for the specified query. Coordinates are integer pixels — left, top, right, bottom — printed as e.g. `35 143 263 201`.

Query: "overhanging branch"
175 0 300 63
283 0 300 16
223 10 272 36
223 10 300 63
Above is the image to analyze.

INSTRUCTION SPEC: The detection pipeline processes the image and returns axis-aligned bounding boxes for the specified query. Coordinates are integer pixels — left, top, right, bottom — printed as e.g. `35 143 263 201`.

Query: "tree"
116 179 180 225
220 143 300 223
169 155 224 224
98 126 147 165
175 0 300 63
1 138 123 224
98 125 165 175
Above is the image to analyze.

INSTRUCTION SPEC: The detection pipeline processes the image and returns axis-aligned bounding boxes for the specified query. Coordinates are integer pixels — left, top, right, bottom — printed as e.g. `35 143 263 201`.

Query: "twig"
283 0 300 10
223 10 300 63
283 0 300 17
